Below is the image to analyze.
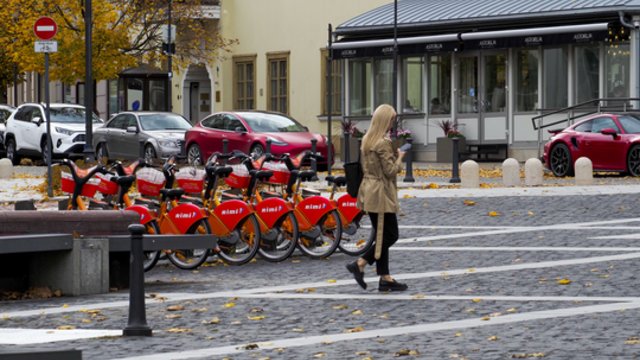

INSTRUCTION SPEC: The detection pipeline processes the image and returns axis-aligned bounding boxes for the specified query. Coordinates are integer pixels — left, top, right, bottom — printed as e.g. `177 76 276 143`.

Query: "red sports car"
543 112 640 177
184 111 334 168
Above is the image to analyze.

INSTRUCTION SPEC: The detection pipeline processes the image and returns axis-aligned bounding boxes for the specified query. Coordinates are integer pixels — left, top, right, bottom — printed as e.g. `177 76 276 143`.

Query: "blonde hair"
361 104 396 152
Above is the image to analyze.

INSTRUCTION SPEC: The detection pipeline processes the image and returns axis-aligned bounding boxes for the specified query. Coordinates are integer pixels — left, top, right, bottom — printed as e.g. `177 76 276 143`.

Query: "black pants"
362 212 399 276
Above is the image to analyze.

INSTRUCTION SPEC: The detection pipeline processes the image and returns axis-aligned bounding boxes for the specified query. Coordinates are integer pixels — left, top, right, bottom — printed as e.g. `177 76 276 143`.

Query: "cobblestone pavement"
3 186 640 359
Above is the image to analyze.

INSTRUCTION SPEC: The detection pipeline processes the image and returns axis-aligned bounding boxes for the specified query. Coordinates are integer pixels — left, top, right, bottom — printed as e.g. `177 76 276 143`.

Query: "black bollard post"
123 224 152 337
449 137 461 183
265 138 272 157
222 139 229 165
343 131 351 164
310 138 319 181
403 137 415 183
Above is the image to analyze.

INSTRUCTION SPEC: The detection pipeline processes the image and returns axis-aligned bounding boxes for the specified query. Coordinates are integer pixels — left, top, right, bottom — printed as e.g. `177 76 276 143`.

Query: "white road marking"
0 328 120 345
398 184 640 198
397 225 640 230
4 252 639 319
590 233 640 239
392 246 640 252
115 301 640 360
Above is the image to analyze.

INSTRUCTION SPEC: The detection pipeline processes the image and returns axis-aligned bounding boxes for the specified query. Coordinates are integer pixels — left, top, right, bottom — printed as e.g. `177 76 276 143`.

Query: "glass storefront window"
108 80 118 117
348 59 371 116
575 45 600 104
149 79 166 111
606 42 630 98
458 56 478 114
429 55 451 115
484 53 507 113
516 49 539 112
543 48 568 109
127 78 143 111
402 57 423 113
374 58 394 108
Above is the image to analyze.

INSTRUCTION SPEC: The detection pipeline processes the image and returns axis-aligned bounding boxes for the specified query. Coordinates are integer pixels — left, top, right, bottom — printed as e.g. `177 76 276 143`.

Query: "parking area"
2 190 640 359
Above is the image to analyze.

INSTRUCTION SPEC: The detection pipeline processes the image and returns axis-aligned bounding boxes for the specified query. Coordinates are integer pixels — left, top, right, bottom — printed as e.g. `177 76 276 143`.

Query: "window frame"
232 55 257 110
320 49 343 116
266 51 290 114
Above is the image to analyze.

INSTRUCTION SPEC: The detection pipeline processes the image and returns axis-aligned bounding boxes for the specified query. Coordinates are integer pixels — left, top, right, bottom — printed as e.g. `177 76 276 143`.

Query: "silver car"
0 104 16 154
93 111 192 163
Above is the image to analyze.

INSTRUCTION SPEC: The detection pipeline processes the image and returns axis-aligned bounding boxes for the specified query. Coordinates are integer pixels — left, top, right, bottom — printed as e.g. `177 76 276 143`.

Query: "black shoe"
346 261 367 290
378 279 408 292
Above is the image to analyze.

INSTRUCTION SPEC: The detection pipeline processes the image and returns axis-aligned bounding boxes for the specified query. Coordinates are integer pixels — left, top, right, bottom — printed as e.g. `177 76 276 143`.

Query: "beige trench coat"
356 137 403 214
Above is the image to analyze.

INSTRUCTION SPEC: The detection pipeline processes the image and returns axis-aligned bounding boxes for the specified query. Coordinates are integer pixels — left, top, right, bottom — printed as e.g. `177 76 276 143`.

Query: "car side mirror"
126 126 138 133
235 127 246 133
31 116 42 125
600 128 618 137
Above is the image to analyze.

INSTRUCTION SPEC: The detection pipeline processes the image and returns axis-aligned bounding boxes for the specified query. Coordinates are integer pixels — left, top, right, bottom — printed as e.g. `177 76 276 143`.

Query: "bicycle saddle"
326 175 347 187
298 170 316 182
160 188 185 200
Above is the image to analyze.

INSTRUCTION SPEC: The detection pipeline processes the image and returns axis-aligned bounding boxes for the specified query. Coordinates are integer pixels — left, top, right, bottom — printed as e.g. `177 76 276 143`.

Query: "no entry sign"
33 17 58 40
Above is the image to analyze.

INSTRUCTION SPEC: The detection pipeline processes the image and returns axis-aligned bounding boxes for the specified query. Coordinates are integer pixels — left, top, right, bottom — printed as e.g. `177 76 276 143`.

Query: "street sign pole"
45 52 53 197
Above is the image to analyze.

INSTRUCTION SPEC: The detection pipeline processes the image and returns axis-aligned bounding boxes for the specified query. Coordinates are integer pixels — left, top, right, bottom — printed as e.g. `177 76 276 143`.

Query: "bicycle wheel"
338 221 374 256
297 209 342 259
258 211 299 262
143 220 162 272
216 213 260 265
167 219 212 270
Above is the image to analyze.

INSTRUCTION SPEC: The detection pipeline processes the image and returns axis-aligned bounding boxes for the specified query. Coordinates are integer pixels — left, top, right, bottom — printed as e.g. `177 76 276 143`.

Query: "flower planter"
436 137 466 163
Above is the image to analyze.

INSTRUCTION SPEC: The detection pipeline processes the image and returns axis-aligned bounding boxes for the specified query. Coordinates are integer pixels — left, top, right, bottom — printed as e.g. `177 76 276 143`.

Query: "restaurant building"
330 0 640 161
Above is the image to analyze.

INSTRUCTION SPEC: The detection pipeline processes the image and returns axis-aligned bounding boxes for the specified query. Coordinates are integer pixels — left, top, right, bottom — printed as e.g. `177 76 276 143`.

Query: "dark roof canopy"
336 0 640 39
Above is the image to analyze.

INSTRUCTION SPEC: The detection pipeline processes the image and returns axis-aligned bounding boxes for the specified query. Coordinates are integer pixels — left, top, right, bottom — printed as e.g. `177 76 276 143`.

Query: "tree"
0 0 236 84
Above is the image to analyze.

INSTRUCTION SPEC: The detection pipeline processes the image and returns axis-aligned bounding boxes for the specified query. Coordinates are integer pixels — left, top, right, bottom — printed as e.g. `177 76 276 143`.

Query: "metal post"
222 139 228 165
403 137 415 183
326 24 333 175
83 0 94 160
449 137 461 183
45 53 53 197
167 0 173 112
265 138 272 156
123 224 152 337
310 138 319 180
392 0 399 138
343 131 351 164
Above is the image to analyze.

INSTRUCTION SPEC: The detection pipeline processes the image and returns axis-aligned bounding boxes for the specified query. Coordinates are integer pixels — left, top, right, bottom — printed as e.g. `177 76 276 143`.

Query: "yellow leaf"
402 194 415 199
223 302 236 308
248 315 265 321
332 304 348 310
166 305 184 311
557 278 572 285
480 316 491 321
313 353 326 358
202 317 220 324
62 304 69 308
506 308 517 313
326 279 337 283
81 319 92 324
291 259 301 263
412 293 426 299
488 211 500 217
292 327 304 332
192 307 208 313
165 314 182 319
625 337 640 345
56 325 75 330
471 298 482 303
528 211 535 216
463 199 476 206
351 309 363 315
488 335 499 341
454 332 463 337
467 268 476 273
395 349 420 356
166 327 191 333
346 326 364 333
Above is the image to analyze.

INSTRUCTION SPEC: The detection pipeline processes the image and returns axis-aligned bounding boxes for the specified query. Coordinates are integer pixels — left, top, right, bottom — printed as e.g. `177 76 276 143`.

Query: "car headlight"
267 137 288 146
158 139 180 148
55 127 75 136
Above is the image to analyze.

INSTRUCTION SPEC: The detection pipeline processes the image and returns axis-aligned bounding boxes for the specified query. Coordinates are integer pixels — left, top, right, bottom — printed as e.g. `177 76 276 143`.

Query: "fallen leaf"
480 316 491 321
527 211 535 216
428 183 439 189
239 343 259 350
202 316 220 324
471 298 482 303
248 315 266 321
463 200 476 206
223 302 236 308
192 307 208 313
346 326 364 333
355 351 370 356
313 353 326 358
291 259 301 263
454 332 463 337
351 309 363 315
488 335 499 341
626 336 640 345
326 279 337 283
292 327 304 332
506 308 517 313
557 278 572 285
165 314 182 319
488 211 500 217
167 305 184 311
166 327 191 333
250 307 264 313
394 349 420 356
56 325 75 330
81 319 92 324
412 293 426 299
467 268 476 273
332 304 348 310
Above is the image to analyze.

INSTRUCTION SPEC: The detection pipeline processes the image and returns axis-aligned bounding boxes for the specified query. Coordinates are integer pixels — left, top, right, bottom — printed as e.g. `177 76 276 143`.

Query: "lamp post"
84 0 94 160
392 0 398 137
167 0 173 112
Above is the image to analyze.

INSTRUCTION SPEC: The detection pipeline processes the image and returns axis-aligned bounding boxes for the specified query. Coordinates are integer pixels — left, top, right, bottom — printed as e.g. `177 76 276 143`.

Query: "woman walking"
346 104 408 292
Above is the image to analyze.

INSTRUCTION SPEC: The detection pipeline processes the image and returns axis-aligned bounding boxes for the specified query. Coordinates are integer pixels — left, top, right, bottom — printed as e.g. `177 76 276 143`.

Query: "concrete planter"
436 137 466 163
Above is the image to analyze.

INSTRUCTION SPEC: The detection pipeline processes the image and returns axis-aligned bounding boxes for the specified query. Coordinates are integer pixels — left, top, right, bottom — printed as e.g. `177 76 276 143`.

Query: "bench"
0 348 81 360
460 143 508 162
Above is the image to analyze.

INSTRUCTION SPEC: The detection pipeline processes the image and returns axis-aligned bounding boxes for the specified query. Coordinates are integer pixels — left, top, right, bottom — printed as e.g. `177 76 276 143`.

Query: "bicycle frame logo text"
304 203 327 210
261 206 283 213
175 211 197 219
221 208 244 216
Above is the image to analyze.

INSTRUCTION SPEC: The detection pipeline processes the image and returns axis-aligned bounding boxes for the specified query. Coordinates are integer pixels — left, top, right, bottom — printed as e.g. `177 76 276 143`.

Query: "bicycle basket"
95 173 118 195
136 167 166 196
224 164 251 189
262 161 290 185
175 167 206 194
61 172 100 197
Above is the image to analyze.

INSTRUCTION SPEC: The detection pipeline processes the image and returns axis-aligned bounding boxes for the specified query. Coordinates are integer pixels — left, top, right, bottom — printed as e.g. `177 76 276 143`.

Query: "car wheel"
250 143 265 157
6 138 20 165
41 138 51 165
96 144 109 165
144 145 157 164
627 144 640 176
549 143 573 177
187 144 202 165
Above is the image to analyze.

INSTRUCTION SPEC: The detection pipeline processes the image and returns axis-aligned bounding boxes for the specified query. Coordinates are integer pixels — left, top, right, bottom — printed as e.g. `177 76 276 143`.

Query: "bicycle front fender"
337 193 362 224
296 195 337 226
167 203 209 234
254 197 292 229
212 200 254 231
126 204 157 225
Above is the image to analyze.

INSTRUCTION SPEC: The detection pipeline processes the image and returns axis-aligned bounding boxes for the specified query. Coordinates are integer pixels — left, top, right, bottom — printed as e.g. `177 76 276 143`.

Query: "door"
585 116 626 170
189 82 199 123
456 51 507 143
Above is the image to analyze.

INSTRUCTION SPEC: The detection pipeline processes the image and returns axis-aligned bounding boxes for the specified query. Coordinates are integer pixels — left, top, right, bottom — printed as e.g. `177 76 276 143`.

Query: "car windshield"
139 113 192 131
50 107 101 123
618 114 640 134
242 113 306 133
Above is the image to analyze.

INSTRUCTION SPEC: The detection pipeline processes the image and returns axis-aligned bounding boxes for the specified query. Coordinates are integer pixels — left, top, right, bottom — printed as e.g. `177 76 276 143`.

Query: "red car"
185 111 333 168
543 113 640 177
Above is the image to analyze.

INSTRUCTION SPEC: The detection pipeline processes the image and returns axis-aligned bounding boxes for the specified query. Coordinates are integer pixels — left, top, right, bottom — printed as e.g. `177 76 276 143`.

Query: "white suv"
4 103 102 164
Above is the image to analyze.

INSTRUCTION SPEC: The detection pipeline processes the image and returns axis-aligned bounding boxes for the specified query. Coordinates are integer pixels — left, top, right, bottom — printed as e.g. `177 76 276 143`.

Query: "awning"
331 22 610 59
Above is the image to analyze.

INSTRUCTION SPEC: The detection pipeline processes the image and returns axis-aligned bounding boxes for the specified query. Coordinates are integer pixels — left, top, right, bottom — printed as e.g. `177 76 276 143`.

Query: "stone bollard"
460 160 479 188
524 158 544 186
0 158 13 179
502 158 520 187
574 157 593 185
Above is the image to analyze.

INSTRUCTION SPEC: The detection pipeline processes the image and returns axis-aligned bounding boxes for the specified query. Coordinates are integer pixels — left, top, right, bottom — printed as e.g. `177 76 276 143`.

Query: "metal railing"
532 98 640 158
